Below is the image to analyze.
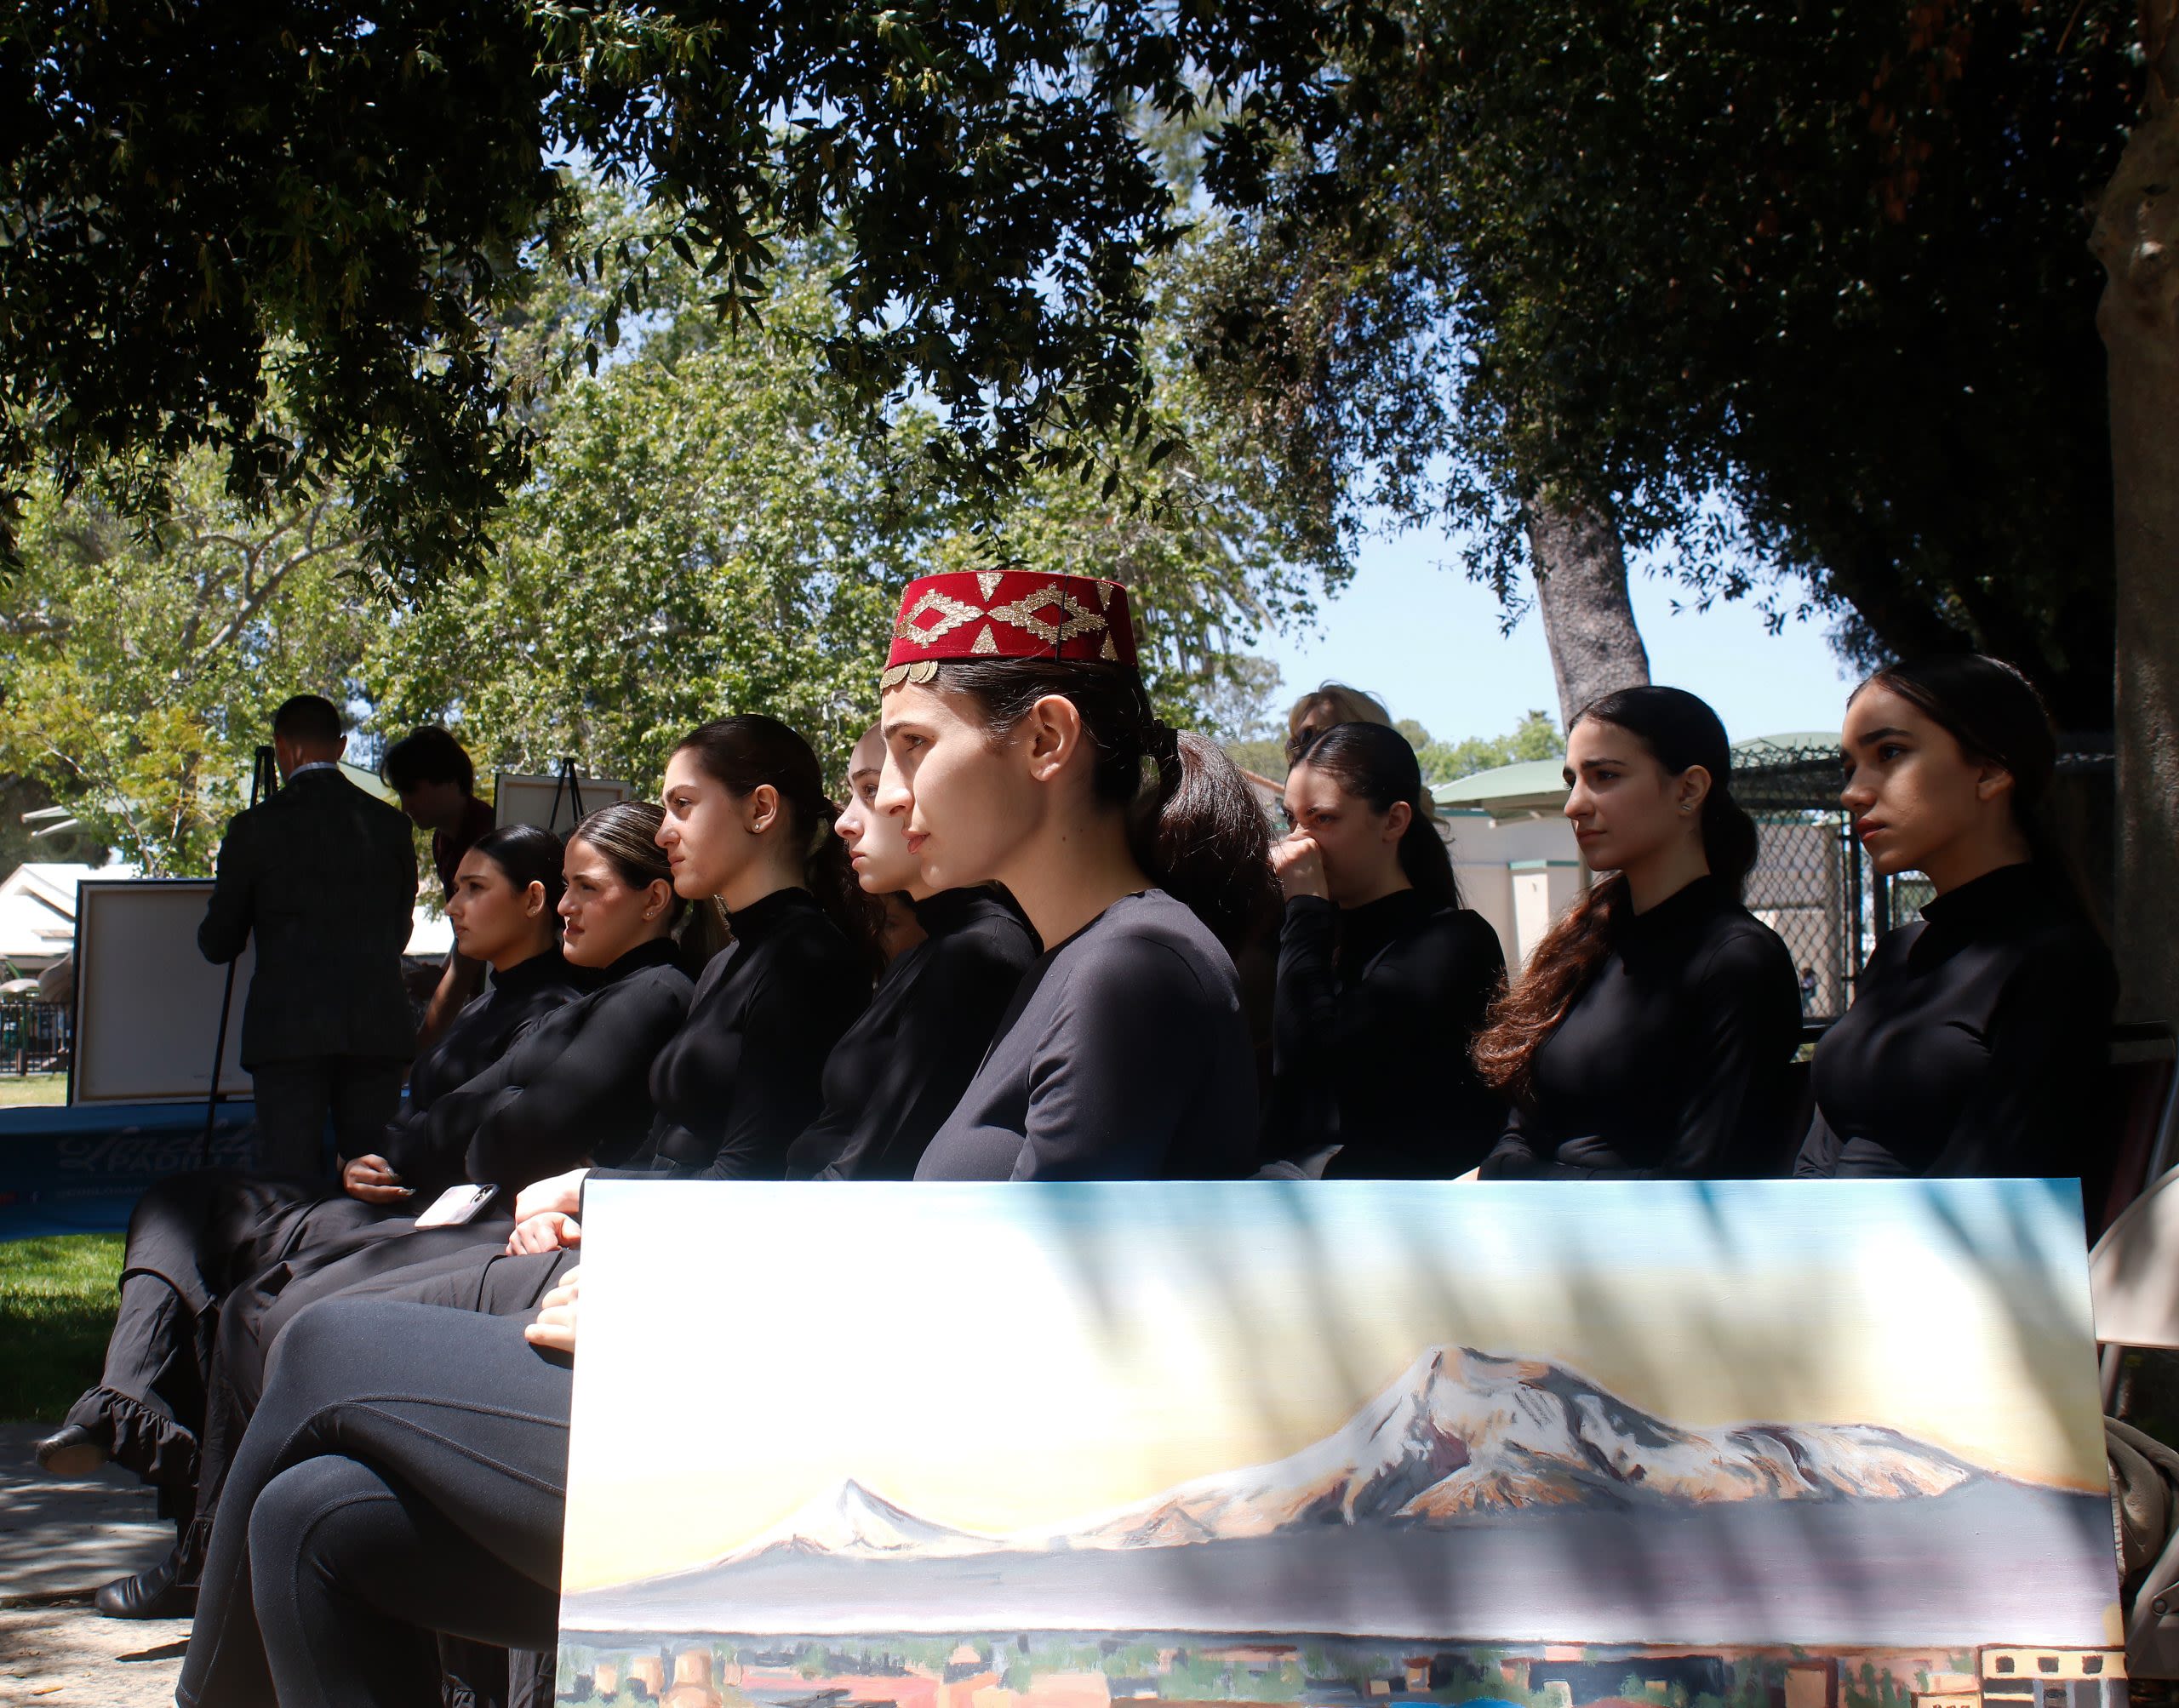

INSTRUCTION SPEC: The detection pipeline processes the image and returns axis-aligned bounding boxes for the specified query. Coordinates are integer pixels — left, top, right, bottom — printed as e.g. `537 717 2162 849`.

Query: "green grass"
0 1233 123 1423
0 1072 69 1107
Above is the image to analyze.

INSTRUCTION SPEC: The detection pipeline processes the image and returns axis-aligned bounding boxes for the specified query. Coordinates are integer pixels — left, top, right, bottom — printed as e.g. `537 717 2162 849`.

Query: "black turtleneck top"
1478 876 1802 1180
376 946 586 1197
915 889 1257 1181
414 937 693 1193
785 889 1039 1181
1267 888 1508 1177
1794 861 2118 1180
596 887 871 1182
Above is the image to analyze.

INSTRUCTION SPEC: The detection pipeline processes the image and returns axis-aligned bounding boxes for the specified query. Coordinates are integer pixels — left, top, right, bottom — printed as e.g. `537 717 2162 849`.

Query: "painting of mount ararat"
558 1180 2119 1658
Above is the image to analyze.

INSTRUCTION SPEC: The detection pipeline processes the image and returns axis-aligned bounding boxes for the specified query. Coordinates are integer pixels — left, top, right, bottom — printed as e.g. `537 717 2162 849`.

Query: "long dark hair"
466 823 567 924
673 714 884 975
1473 685 1758 1100
1293 721 1460 908
569 800 704 966
931 659 1276 949
1854 654 2073 877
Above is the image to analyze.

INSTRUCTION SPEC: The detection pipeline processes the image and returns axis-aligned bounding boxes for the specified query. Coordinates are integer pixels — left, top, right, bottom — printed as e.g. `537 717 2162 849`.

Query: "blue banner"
0 1100 260 1241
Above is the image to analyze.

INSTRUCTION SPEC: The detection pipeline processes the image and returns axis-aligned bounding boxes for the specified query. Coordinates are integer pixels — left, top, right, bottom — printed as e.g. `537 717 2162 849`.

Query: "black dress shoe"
94 1547 197 1620
32 1423 106 1479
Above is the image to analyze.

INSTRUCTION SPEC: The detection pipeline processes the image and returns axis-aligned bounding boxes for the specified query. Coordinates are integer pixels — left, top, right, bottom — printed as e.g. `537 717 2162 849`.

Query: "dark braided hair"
928 659 1276 950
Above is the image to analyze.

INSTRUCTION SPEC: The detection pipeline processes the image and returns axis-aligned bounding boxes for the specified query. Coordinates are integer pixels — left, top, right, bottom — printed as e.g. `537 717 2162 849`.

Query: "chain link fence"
1733 738 2112 1022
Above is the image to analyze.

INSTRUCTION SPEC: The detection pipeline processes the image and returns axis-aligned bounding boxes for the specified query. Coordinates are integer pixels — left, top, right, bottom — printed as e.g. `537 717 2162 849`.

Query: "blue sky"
1254 523 1856 747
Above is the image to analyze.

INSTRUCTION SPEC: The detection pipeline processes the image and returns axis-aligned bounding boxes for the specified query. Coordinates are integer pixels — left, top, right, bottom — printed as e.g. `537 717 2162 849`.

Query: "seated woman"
489 713 878 1260
886 574 1273 1180
31 826 580 1587
1795 655 2119 1180
785 720 1039 1180
340 718 1034 1324
1265 721 1507 1176
1283 679 1395 770
102 803 695 1619
1475 685 1802 1180
174 573 1273 1708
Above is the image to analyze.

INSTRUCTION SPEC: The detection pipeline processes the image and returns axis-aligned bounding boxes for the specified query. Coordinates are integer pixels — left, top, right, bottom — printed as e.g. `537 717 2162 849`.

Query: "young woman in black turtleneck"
885 578 1273 1182
786 722 1038 1180
492 716 876 1262
1795 655 2118 1180
1265 720 1506 1177
32 826 582 1599
176 580 1267 1708
1476 686 1801 1180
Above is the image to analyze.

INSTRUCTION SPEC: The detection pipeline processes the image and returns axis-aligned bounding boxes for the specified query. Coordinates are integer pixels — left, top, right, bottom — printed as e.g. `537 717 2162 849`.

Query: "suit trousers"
246 1057 407 1180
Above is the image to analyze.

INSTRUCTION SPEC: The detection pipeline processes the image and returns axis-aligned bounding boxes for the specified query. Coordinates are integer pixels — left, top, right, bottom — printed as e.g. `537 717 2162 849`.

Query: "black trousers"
60 1169 386 1507
247 1056 407 1180
182 1220 531 1578
177 1294 576 1708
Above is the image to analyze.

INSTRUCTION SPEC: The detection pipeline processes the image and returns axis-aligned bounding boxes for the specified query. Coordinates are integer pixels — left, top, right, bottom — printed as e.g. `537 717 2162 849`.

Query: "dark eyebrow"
1850 726 1913 745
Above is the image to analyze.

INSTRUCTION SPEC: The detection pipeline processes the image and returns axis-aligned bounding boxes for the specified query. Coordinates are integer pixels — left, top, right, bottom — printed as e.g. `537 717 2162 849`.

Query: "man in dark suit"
200 694 419 1177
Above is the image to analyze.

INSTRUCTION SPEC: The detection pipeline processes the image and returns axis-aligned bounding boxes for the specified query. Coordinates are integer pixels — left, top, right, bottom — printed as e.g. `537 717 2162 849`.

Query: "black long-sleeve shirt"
376 947 587 1197
1478 875 1801 1180
1794 861 2118 1180
598 887 870 1182
1267 889 1507 1177
915 889 1257 1180
396 937 692 1193
785 889 1039 1180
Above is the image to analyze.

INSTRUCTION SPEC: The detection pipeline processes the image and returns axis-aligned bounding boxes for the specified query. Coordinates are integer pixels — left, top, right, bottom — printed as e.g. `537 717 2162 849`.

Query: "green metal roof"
1430 731 1841 815
1430 758 1568 814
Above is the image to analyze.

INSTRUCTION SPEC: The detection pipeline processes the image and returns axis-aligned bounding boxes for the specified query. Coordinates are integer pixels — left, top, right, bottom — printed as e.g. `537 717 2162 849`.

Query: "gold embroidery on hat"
1095 580 1112 610
977 572 1004 599
894 587 982 649
1101 632 1118 661
987 582 1107 647
971 622 998 654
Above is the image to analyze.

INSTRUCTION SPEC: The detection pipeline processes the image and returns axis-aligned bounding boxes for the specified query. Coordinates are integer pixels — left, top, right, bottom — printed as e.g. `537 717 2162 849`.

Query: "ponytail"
1135 728 1281 951
1291 720 1461 908
1473 684 1754 1101
1854 654 2088 910
671 715 884 974
935 659 1277 949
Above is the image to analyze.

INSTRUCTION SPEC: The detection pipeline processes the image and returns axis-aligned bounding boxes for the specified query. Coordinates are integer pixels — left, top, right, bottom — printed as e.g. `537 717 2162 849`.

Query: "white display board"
492 772 634 837
71 879 255 1105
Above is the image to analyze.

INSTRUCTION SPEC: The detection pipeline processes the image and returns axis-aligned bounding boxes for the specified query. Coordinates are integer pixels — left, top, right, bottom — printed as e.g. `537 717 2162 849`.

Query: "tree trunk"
2090 0 2179 1025
1524 492 1652 726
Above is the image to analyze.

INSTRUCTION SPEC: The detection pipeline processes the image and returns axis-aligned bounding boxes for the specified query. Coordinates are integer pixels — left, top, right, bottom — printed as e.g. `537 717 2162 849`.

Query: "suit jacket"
198 767 419 1066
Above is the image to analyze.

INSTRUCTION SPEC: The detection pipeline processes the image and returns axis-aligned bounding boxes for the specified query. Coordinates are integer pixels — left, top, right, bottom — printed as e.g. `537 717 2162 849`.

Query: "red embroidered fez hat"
881 571 1138 690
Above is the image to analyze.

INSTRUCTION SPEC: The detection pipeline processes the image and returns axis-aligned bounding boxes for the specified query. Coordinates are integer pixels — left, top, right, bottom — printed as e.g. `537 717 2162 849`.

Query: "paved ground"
0 1423 189 1706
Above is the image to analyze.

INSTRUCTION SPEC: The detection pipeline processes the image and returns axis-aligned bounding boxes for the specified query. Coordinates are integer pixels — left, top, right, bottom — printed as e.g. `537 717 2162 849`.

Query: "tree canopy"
1192 0 2142 726
0 0 1373 587
0 216 1339 874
